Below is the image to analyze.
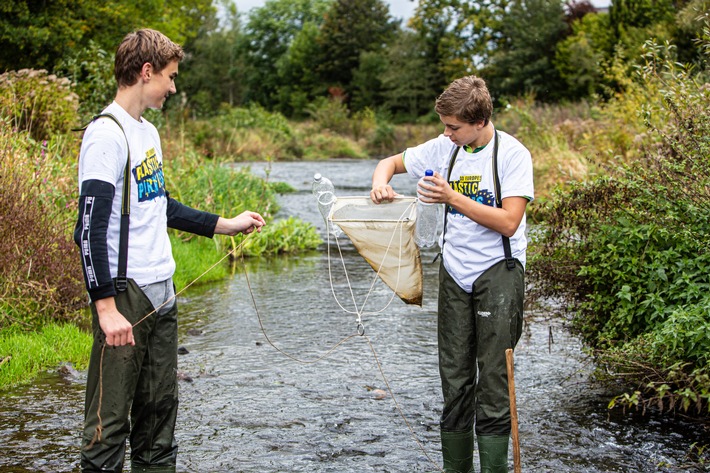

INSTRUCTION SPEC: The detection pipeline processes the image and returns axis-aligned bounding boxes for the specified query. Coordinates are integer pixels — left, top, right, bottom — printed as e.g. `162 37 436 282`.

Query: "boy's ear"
140 62 154 81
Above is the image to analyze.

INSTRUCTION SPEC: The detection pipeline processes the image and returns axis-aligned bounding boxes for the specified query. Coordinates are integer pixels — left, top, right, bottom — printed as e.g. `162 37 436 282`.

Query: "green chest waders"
438 131 524 473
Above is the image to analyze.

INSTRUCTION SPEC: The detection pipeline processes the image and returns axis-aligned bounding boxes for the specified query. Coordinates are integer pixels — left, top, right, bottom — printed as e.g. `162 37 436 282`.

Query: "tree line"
1 0 706 121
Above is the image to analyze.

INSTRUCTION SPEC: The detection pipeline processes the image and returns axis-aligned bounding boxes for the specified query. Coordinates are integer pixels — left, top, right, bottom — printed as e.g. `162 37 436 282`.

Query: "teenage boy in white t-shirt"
73 29 265 473
371 75 534 473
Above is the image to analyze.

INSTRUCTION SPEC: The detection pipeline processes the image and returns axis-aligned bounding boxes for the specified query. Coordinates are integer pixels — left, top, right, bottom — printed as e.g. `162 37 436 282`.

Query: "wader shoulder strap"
491 132 516 271
437 144 461 259
76 114 131 291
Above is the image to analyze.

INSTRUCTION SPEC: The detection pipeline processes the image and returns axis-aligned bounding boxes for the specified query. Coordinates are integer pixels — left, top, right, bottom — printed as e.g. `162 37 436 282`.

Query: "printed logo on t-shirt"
132 148 166 202
448 174 495 215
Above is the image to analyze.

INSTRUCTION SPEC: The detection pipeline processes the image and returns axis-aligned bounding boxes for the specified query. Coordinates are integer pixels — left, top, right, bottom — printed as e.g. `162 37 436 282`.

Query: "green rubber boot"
441 430 474 473
477 435 509 473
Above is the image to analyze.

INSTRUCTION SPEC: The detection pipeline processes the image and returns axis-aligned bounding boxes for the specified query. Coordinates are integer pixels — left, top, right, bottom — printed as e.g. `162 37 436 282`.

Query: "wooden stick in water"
506 348 522 473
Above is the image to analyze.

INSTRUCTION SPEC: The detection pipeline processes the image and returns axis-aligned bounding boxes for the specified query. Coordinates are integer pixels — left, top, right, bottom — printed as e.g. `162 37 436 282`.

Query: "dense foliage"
3 0 708 120
529 41 710 416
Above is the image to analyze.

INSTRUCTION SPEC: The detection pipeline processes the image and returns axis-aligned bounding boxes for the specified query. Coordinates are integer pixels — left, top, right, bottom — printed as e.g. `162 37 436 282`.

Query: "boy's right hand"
95 297 135 347
370 184 399 204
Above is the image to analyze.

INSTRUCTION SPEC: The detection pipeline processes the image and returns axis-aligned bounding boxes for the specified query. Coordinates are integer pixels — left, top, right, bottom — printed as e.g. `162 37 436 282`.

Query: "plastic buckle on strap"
505 258 517 271
115 277 128 292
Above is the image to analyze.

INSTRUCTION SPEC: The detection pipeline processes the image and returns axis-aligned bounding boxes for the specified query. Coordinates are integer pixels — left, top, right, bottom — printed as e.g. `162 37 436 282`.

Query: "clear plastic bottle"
415 169 439 248
312 173 341 237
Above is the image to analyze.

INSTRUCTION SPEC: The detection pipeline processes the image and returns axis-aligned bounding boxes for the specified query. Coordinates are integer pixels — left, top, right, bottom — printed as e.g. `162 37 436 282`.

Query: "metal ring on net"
357 322 366 336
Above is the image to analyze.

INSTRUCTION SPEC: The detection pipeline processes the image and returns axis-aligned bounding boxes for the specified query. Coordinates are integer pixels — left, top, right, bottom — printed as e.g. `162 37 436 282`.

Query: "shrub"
529 40 710 417
186 104 299 160
55 41 115 121
0 121 85 330
0 69 79 140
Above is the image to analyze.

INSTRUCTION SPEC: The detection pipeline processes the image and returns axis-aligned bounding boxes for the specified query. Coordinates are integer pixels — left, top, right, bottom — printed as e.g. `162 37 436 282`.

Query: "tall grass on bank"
0 119 85 331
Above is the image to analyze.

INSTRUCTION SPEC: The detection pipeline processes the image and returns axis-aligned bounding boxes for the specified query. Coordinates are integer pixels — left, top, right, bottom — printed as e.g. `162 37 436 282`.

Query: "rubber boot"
441 430 475 473
477 435 509 473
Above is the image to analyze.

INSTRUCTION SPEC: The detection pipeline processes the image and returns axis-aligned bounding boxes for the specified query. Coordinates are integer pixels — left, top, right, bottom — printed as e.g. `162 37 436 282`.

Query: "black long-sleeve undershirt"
74 180 219 302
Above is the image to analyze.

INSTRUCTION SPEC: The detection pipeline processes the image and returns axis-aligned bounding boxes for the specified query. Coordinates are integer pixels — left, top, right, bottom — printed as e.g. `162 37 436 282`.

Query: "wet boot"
441 430 474 473
477 435 509 473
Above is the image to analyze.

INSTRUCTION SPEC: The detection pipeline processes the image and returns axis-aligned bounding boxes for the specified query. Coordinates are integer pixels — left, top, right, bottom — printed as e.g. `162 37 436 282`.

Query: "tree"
409 0 512 86
243 0 332 108
179 0 247 117
315 0 397 98
275 22 324 116
0 0 215 73
380 30 439 120
483 0 569 102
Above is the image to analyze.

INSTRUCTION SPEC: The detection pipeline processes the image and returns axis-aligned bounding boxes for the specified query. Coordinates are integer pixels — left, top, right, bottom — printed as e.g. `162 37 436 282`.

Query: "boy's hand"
370 184 399 203
95 297 135 347
215 211 266 236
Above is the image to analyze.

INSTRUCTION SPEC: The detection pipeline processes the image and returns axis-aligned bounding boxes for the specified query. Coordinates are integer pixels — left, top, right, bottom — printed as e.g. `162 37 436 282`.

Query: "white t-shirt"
77 102 175 285
403 130 534 291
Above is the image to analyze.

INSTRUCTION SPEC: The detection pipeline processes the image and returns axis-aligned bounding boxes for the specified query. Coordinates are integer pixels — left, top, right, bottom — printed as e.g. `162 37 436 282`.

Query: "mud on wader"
437 132 524 473
78 115 179 473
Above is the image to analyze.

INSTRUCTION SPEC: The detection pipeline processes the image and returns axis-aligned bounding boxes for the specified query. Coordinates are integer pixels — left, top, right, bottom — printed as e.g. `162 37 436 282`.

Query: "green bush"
187 104 300 160
56 41 115 121
529 40 710 417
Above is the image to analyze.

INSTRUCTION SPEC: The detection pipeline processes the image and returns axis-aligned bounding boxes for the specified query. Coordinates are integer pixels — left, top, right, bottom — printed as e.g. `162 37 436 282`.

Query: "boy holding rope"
73 29 265 473
370 75 533 473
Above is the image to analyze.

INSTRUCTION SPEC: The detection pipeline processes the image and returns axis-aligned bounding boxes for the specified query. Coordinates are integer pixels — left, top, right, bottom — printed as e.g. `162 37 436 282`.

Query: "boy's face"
439 115 486 148
146 60 179 110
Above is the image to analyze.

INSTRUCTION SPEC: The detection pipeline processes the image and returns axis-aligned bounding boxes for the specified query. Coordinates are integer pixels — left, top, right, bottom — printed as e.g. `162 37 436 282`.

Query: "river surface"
0 160 707 472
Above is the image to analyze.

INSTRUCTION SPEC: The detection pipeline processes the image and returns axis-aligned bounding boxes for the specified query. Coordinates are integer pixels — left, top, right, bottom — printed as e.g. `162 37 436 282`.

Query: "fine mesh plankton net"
329 196 422 307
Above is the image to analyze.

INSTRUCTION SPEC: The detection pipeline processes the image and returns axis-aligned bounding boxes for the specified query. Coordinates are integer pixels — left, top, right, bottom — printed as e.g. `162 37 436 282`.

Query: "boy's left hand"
215 211 266 236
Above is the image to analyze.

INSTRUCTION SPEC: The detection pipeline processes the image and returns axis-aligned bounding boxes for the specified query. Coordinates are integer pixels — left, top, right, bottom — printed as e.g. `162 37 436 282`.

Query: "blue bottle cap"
425 169 433 176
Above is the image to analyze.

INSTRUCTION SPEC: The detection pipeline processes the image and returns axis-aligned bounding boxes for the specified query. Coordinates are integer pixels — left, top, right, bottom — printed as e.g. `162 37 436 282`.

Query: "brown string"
240 251 444 472
85 235 252 451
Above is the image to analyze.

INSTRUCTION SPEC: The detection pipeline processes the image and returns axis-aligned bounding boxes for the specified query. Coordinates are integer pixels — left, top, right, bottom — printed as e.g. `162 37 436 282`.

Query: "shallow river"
0 160 707 472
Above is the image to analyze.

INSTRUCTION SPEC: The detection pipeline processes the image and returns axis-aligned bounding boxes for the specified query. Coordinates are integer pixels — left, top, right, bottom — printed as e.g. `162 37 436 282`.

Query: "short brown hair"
435 75 493 125
114 29 184 87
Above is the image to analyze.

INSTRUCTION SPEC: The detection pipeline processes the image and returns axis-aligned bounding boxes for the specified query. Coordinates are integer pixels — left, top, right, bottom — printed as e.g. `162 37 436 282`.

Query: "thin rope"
242 247 442 471
242 201 443 472
86 235 252 450
325 200 414 326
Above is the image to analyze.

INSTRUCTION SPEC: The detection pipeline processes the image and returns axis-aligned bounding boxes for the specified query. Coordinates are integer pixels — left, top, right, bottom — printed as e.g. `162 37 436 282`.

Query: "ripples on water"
0 160 706 472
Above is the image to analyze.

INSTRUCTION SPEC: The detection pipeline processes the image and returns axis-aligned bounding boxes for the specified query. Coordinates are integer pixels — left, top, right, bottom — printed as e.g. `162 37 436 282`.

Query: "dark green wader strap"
439 130 516 271
75 114 131 291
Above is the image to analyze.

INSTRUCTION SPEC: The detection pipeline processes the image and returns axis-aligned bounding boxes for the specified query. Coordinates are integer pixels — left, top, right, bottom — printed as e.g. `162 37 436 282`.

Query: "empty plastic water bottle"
312 173 341 237
415 170 439 248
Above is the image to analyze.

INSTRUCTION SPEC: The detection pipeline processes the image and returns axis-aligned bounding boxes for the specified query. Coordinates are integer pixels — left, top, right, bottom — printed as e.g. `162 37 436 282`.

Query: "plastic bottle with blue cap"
415 169 439 248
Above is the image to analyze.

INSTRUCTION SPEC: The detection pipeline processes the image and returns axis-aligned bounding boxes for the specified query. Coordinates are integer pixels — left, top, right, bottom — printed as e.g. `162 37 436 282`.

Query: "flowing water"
0 160 707 472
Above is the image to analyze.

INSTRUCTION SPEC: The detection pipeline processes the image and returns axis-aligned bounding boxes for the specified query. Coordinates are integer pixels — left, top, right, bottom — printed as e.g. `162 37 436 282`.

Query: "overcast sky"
232 0 417 22
231 0 610 22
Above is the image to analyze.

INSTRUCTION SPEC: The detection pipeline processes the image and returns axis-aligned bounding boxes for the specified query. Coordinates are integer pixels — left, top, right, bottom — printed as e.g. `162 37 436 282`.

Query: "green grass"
0 323 92 389
170 232 234 290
